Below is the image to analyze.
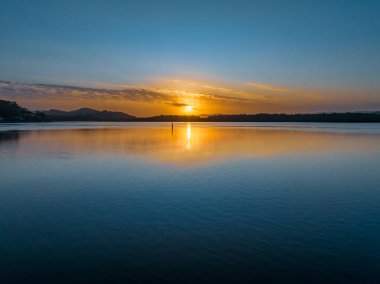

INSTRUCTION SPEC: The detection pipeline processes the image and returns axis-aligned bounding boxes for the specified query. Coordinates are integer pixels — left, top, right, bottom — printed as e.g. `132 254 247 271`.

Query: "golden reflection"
5 124 380 166
186 123 191 149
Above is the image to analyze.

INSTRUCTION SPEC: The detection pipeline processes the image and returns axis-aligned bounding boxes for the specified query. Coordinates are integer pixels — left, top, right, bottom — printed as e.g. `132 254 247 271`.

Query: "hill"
137 113 380 123
1 99 380 123
43 108 136 121
0 99 46 122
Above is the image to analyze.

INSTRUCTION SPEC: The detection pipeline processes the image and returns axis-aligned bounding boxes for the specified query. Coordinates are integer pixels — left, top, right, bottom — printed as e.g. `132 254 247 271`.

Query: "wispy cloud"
168 102 189 107
246 82 290 93
0 80 176 104
0 80 252 108
2 78 367 115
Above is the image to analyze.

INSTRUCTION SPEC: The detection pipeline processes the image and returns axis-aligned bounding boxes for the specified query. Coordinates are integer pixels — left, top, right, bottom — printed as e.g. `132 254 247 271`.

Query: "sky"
0 0 379 115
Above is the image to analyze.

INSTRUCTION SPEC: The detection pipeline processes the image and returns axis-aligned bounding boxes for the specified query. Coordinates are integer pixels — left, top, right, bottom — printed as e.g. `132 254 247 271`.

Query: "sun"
185 105 193 112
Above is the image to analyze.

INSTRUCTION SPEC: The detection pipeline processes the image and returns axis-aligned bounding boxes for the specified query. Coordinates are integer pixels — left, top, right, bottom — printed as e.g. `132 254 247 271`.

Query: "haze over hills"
1 99 380 122
43 108 136 121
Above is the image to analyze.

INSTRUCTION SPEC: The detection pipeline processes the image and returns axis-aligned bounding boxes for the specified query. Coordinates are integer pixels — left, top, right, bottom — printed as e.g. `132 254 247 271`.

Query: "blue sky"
0 0 379 114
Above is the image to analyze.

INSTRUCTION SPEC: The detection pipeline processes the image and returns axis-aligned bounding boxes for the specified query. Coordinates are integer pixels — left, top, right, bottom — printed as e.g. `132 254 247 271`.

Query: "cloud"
169 102 189 107
2 78 364 114
0 79 282 116
0 80 171 103
0 80 254 108
246 82 290 93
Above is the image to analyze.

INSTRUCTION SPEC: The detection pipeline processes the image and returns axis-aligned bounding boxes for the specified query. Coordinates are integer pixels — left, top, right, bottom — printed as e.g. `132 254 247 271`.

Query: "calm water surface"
0 122 380 283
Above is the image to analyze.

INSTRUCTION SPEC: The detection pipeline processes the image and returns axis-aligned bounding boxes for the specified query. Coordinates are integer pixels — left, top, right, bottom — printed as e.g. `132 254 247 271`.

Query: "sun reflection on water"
186 123 191 150
2 123 379 166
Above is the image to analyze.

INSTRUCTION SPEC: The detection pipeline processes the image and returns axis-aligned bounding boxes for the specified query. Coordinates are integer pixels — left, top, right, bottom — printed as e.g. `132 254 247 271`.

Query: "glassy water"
1 122 379 283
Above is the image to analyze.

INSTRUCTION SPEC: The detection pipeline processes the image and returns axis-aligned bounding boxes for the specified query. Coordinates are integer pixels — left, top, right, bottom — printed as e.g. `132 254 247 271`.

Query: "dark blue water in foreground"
0 122 379 283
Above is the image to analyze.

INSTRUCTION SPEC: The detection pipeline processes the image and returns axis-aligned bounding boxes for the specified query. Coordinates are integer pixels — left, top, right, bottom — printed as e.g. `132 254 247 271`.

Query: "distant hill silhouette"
43 108 136 121
0 99 45 122
1 99 380 122
137 115 203 122
203 113 380 123
137 113 380 122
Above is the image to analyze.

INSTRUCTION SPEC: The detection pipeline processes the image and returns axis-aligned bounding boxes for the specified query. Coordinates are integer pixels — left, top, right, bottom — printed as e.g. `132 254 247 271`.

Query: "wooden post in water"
171 122 174 134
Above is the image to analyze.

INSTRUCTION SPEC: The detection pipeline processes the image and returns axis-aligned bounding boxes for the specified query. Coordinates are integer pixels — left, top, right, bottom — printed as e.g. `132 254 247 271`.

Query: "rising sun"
185 105 193 112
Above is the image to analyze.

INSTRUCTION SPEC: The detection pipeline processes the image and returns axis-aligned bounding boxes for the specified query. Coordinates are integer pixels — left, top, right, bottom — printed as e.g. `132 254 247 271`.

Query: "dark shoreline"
3 113 380 123
2 99 380 123
2 120 380 123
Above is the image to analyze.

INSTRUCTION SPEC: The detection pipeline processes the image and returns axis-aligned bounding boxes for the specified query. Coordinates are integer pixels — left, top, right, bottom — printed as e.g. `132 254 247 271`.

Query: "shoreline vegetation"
1 99 380 123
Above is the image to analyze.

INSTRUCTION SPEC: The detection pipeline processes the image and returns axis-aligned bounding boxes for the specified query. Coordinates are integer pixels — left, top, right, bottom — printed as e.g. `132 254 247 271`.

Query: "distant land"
44 108 136 122
0 99 46 122
1 99 380 123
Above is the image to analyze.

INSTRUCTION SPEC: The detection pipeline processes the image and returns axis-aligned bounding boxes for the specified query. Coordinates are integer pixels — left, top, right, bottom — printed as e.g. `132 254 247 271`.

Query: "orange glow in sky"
0 79 379 116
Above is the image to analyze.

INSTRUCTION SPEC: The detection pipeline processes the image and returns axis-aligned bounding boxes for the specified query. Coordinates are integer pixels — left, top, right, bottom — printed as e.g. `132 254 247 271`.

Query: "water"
1 122 379 283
